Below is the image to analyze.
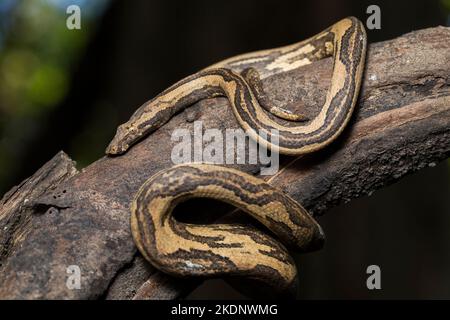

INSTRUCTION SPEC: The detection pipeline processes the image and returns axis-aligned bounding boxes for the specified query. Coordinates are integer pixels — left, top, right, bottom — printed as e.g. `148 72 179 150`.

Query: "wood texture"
0 26 449 299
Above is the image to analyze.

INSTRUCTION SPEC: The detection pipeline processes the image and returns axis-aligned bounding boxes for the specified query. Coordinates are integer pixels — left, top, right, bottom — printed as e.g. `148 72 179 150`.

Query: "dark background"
0 0 449 299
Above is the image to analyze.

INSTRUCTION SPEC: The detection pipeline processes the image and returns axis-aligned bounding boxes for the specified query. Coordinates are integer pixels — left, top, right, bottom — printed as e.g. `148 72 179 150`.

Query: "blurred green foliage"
441 0 450 25
0 0 108 192
442 0 450 10
0 1 87 116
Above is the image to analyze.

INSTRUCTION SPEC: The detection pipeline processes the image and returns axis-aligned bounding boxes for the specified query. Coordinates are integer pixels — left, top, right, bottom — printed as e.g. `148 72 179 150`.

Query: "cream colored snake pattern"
106 17 367 297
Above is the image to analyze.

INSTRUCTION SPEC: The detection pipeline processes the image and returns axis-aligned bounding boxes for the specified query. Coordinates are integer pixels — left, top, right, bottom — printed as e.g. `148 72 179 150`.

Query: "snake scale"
106 17 367 297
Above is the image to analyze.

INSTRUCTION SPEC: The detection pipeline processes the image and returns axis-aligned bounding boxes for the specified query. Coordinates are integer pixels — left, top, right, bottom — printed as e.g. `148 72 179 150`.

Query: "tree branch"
0 26 449 299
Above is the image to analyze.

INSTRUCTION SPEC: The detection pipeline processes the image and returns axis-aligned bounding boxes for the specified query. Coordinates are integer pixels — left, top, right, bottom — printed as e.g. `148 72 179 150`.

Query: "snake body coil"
106 17 367 296
131 164 324 296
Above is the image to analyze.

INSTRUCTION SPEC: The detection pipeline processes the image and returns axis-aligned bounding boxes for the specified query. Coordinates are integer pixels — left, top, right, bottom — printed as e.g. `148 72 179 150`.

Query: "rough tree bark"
0 26 449 299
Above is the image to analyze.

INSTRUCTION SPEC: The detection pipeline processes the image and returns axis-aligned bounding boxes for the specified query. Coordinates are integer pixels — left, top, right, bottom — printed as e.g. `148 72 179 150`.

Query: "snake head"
105 122 140 156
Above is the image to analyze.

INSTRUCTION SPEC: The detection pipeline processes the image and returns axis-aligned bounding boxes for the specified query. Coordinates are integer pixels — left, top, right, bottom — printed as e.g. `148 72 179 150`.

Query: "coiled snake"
106 17 367 297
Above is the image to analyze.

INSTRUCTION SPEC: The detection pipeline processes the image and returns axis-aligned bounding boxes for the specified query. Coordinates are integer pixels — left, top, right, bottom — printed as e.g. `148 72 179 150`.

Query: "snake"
106 17 367 297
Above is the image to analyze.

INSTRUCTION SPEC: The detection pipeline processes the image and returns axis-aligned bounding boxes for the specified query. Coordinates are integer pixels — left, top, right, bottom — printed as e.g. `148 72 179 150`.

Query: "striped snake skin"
106 17 367 297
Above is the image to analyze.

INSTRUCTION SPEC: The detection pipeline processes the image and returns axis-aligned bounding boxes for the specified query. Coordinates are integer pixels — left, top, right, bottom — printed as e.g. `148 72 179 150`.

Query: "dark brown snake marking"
106 17 367 297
